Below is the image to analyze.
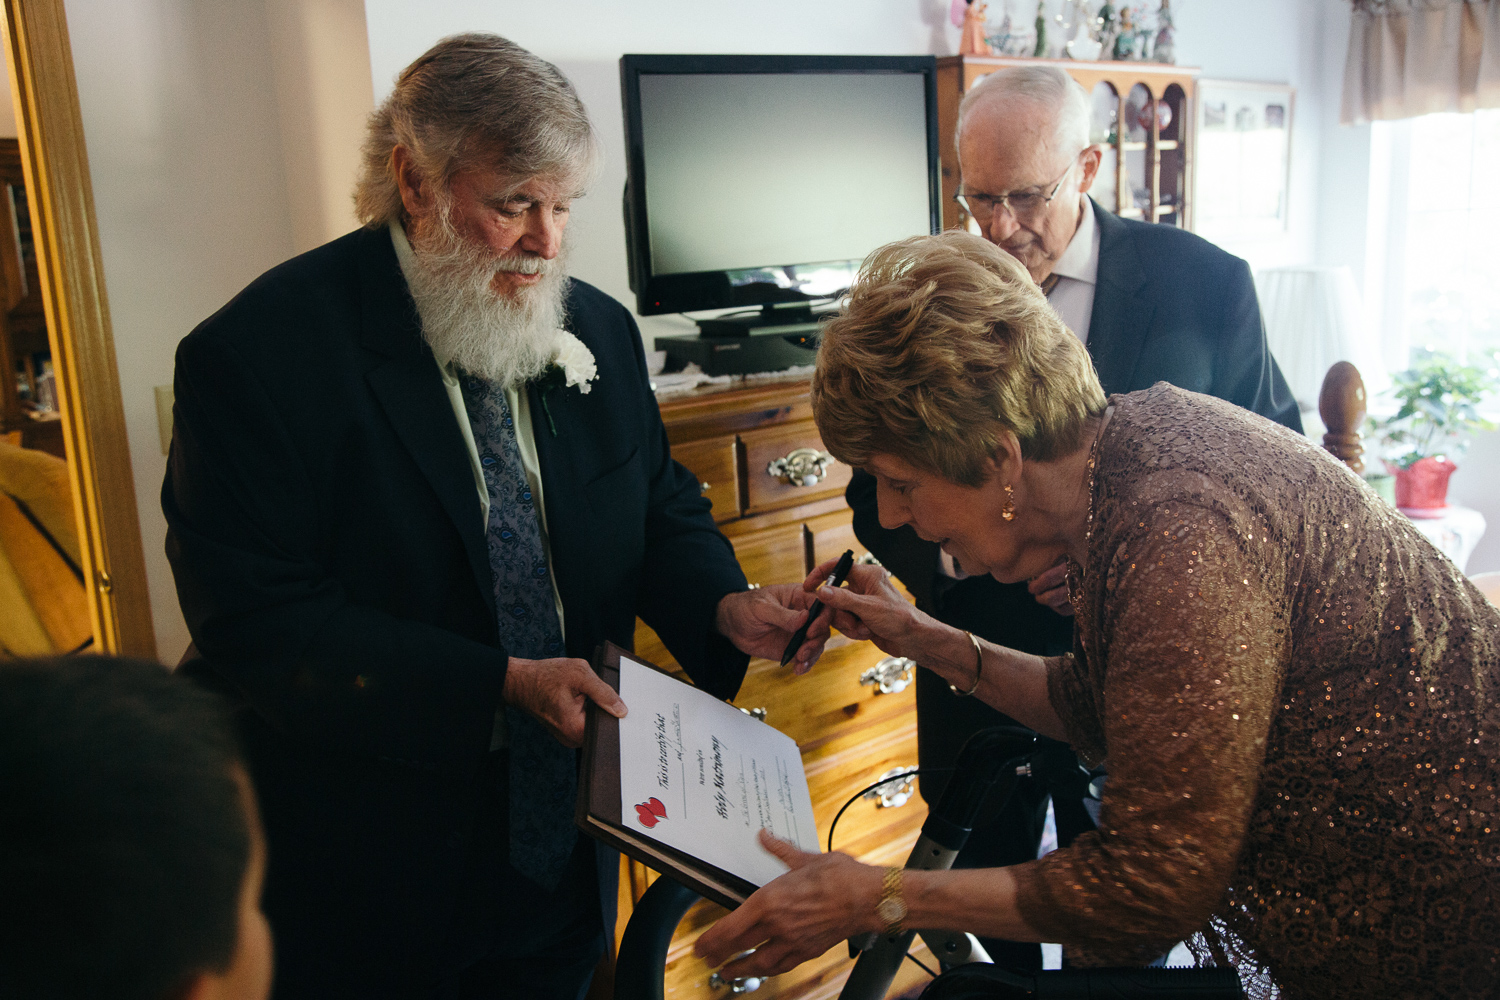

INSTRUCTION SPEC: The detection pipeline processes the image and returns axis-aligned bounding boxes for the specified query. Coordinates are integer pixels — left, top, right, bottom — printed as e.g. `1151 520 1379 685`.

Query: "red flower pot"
1389 456 1457 513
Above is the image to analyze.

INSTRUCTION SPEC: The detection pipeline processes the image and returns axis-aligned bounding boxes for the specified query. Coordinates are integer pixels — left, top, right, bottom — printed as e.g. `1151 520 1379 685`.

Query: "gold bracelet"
875 865 907 937
947 630 984 697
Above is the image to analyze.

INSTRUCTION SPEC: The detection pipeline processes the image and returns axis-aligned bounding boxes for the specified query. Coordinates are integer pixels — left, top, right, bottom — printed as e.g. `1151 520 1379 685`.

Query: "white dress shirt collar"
1050 196 1100 285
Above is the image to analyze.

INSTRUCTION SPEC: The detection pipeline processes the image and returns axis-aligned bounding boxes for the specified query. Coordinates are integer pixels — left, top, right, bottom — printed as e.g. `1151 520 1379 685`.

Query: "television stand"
694 303 819 338
656 305 832 377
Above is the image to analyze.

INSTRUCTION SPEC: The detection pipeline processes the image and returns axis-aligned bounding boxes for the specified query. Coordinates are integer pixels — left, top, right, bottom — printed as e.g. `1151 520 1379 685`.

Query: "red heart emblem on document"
635 797 668 829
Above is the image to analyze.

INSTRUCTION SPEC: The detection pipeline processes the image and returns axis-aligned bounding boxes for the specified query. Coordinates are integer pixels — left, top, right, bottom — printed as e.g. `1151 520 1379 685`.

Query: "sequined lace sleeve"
1043 652 1105 767
1012 499 1289 964
1044 653 1104 773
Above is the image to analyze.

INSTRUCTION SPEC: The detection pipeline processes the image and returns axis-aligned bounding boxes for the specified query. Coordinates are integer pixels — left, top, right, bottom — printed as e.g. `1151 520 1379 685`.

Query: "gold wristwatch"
876 866 907 937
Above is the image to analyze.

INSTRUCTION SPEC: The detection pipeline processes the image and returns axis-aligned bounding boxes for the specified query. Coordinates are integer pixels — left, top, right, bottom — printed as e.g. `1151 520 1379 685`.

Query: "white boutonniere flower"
535 330 599 437
552 330 598 395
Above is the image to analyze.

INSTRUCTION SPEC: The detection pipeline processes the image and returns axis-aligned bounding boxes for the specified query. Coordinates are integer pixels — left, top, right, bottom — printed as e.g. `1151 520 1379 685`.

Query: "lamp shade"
1254 266 1388 415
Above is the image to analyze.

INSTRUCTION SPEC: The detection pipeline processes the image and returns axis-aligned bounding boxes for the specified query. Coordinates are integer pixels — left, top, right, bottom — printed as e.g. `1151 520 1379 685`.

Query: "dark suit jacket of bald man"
846 199 1302 811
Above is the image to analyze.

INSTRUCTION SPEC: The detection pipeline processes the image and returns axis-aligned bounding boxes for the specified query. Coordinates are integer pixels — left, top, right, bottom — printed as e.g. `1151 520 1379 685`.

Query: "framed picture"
1195 80 1295 239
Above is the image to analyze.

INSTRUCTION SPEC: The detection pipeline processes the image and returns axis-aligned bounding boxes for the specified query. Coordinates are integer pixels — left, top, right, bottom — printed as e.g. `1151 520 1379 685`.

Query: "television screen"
621 55 940 320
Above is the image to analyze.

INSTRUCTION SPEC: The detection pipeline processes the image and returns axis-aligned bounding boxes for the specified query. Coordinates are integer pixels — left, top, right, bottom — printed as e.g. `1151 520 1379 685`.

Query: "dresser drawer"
728 520 810 590
626 378 926 1000
741 421 852 516
630 520 809 673
802 712 926 865
659 710 931 999
671 434 741 524
805 508 861 573
732 639 912 751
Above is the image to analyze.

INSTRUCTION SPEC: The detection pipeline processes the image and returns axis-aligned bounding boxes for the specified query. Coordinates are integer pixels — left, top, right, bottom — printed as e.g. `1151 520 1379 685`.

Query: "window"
1373 109 1500 364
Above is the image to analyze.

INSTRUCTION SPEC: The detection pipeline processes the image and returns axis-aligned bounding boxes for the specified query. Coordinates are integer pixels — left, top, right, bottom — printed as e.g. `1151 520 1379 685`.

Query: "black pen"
781 548 856 667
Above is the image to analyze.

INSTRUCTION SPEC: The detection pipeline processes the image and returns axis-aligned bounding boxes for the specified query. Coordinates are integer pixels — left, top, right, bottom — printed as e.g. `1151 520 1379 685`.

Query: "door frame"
2 0 155 656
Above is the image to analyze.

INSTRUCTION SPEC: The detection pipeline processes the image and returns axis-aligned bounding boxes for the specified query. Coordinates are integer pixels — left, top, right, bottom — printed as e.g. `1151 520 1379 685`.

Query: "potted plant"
1368 350 1499 513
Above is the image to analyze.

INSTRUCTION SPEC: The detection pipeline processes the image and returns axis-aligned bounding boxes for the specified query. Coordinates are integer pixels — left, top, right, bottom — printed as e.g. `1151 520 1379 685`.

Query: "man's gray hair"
354 33 601 228
956 65 1092 160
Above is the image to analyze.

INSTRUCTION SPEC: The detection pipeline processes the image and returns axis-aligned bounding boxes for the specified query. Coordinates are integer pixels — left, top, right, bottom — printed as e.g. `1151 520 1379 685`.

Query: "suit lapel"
355 231 494 612
1086 200 1157 396
528 365 602 656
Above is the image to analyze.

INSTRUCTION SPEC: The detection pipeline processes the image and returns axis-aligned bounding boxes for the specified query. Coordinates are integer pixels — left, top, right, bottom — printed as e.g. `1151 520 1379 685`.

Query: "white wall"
66 0 373 661
266 0 376 255
363 0 1334 338
1173 0 1326 272
1312 0 1373 283
65 0 1434 658
363 0 961 345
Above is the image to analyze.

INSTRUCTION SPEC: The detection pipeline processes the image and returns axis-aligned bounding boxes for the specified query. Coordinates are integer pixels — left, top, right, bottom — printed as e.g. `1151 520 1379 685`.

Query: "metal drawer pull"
860 657 915 695
700 481 712 493
766 447 833 487
710 971 763 993
739 706 767 722
863 766 919 809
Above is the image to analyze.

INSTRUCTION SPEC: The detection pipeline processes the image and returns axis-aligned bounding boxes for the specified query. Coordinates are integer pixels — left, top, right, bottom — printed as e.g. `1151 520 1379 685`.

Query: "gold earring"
1001 483 1015 521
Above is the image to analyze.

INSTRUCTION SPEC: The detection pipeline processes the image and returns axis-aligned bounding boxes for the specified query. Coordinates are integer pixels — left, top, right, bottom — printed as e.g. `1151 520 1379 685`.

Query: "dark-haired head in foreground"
0 657 272 1000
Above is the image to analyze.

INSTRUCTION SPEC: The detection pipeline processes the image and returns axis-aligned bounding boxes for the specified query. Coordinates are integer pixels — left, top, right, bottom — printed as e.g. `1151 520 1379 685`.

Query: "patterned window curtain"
1342 0 1500 123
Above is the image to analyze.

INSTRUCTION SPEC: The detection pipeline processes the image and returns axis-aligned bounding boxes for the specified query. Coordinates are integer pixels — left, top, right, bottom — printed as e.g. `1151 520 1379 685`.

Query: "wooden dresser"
621 377 938 998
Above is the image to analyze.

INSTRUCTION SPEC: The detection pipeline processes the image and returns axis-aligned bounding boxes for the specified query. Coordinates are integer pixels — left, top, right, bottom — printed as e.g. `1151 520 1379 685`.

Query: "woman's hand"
800 559 935 661
1027 560 1075 617
694 830 884 979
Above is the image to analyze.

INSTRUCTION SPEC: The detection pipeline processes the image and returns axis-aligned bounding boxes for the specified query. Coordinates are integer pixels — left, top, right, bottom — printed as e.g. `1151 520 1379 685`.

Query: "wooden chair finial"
1319 360 1367 474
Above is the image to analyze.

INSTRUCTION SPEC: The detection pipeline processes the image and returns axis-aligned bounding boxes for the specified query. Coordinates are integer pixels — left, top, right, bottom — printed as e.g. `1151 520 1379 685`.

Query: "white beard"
404 210 571 388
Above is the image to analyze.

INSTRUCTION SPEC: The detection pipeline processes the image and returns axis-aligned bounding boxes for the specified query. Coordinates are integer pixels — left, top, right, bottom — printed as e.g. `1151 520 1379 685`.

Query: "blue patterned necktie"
460 376 577 890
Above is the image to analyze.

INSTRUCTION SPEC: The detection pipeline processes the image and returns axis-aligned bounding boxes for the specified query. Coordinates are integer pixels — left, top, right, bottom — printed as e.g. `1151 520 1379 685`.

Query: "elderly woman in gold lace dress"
695 232 1500 998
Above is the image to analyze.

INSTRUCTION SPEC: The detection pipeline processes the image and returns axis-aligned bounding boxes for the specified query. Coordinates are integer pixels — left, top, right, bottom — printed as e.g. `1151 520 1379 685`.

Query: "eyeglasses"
954 160 1076 224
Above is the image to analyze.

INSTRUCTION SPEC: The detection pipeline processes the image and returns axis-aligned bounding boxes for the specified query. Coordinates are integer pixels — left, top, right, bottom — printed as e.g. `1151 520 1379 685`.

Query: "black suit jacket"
163 227 749 986
846 202 1301 792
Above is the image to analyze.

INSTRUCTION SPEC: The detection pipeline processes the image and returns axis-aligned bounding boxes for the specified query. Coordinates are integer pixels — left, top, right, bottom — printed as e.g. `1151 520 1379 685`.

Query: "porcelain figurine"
1153 0 1176 63
1113 5 1137 60
960 0 995 56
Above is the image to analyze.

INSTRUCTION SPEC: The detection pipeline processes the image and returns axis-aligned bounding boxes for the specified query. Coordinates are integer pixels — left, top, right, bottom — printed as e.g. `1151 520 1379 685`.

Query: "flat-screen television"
620 54 940 333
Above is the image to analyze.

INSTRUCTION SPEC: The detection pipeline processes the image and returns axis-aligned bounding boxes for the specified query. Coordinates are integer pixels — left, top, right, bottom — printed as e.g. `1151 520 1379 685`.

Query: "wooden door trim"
2 0 155 656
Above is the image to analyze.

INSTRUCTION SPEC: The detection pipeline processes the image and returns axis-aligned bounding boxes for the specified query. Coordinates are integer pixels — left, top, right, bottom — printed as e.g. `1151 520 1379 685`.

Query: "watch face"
877 897 906 924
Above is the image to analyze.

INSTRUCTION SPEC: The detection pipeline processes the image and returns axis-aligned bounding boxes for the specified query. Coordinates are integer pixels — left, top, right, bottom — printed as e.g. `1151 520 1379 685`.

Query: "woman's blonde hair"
812 231 1106 487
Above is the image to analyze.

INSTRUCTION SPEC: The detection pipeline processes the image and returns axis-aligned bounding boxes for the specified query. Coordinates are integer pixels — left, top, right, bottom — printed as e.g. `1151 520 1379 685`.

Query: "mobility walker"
613 726 1247 999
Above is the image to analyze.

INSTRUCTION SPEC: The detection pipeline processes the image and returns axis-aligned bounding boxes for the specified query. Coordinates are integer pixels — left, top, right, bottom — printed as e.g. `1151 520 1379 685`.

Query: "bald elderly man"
845 64 1300 971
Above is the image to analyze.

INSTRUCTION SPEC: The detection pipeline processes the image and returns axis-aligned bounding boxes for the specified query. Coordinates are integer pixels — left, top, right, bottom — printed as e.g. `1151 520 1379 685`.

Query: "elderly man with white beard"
163 34 829 1000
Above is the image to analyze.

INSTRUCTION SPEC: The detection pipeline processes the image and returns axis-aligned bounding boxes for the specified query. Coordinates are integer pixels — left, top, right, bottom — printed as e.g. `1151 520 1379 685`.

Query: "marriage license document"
612 652 819 889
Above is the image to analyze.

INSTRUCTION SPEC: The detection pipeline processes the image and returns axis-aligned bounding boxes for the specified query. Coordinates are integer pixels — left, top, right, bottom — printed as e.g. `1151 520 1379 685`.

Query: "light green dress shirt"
389 221 567 746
